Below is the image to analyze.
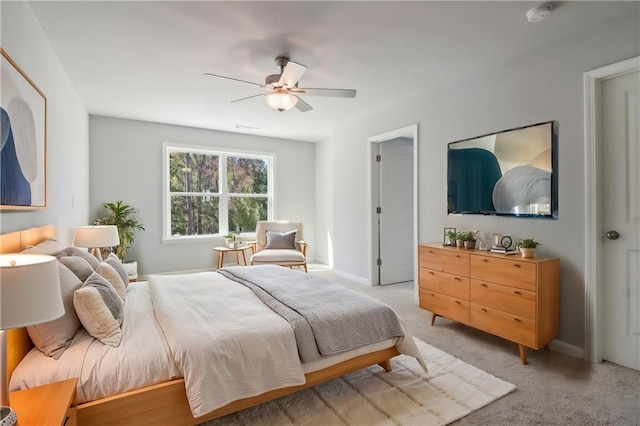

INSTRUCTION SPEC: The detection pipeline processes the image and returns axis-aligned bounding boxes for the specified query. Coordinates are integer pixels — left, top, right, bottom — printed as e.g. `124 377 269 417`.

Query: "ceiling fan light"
265 92 298 111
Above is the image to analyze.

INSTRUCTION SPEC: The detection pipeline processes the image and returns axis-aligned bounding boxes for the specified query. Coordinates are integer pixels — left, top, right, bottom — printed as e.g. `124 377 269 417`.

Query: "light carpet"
203 339 516 425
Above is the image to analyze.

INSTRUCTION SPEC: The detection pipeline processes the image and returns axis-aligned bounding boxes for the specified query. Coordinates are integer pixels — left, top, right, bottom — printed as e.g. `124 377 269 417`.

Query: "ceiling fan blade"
204 73 265 88
292 87 357 98
294 96 313 112
279 61 307 88
230 93 264 104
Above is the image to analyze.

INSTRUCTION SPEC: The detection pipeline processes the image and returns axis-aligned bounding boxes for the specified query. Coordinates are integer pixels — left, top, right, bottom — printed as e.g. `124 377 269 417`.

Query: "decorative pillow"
264 230 297 250
105 253 129 287
96 262 127 300
58 256 94 282
26 262 82 359
73 272 124 346
21 239 68 255
65 247 100 269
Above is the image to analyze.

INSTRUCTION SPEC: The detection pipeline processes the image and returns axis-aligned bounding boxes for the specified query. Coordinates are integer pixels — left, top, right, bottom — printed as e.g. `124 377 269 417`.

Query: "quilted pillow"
26 262 83 359
73 272 124 346
264 230 297 250
65 246 100 269
105 253 129 287
58 256 94 282
96 262 127 300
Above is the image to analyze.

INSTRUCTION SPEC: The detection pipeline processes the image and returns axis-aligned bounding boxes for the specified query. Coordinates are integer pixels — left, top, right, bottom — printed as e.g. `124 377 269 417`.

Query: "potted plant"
463 231 477 249
455 231 467 248
517 238 540 258
94 201 145 277
447 230 458 247
224 232 238 249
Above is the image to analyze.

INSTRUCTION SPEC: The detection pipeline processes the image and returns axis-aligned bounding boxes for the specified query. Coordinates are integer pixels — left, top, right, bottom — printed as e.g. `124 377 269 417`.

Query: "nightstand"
9 378 78 426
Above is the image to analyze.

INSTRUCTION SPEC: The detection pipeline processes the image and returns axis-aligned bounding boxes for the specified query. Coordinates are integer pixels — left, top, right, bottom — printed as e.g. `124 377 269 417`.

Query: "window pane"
227 156 268 194
170 152 219 193
228 197 268 233
170 195 219 236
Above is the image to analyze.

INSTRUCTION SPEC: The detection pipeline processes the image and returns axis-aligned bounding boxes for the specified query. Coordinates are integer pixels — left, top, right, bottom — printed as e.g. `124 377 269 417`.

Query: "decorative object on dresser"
0 254 64 426
444 228 456 246
72 225 120 261
516 238 541 258
418 243 560 365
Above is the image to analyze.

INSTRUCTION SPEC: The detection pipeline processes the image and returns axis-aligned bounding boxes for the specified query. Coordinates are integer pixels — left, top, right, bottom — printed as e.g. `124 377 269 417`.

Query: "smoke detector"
526 3 553 23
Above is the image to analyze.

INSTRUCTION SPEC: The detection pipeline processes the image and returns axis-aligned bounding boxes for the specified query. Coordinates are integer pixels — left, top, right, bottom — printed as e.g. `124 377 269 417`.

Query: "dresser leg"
519 344 528 365
430 313 438 326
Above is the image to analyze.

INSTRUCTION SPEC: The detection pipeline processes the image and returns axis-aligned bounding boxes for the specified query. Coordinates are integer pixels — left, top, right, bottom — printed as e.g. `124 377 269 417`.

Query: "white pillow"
105 253 129 287
96 262 127 300
73 272 124 346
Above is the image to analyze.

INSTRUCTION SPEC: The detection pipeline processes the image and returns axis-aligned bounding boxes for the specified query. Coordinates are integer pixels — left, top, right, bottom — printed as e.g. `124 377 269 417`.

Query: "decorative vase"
520 248 536 258
464 241 476 249
456 239 465 248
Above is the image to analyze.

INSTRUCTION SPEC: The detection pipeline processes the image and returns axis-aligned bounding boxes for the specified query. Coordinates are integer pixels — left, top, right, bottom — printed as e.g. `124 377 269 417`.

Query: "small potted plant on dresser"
455 232 466 248
517 238 540 258
447 230 458 247
463 231 477 249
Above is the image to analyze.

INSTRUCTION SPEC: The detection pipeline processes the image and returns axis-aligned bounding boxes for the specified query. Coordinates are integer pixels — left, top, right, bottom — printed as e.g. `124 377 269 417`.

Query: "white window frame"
162 143 274 242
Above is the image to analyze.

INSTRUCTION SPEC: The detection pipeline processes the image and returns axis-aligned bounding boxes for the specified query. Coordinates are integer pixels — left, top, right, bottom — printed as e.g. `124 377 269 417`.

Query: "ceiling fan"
204 56 356 112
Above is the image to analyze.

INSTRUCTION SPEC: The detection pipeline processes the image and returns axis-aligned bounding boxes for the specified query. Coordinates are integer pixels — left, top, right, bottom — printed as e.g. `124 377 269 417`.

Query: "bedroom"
1 1 639 424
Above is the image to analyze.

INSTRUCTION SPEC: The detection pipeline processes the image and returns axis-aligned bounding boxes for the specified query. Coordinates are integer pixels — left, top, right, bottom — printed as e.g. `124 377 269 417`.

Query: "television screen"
447 121 558 218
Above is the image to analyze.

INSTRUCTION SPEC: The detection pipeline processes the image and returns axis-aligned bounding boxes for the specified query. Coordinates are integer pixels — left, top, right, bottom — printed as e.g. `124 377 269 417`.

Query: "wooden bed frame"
1 225 400 425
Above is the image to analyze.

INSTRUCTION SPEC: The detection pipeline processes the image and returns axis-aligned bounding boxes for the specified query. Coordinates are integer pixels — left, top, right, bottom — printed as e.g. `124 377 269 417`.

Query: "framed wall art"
1 48 47 210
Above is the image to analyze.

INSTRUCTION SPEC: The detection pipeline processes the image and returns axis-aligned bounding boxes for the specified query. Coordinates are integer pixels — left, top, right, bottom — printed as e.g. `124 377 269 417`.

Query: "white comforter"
148 272 306 418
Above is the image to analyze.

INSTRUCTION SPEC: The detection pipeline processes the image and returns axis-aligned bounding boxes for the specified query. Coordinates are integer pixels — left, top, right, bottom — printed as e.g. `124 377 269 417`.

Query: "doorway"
369 124 418 286
585 56 640 370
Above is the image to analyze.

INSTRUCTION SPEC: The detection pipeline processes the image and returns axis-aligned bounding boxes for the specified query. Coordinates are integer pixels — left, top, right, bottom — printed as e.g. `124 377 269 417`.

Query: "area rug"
204 338 516 425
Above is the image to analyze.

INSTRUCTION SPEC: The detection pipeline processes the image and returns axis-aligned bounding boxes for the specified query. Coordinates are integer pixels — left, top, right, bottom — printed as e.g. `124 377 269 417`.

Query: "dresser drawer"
470 279 535 320
420 268 469 300
470 256 536 291
470 303 536 347
419 247 469 276
419 288 469 325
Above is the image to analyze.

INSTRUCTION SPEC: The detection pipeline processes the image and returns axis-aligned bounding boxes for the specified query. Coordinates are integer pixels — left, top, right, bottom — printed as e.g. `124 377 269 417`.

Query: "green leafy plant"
94 201 145 262
518 238 541 249
462 231 477 242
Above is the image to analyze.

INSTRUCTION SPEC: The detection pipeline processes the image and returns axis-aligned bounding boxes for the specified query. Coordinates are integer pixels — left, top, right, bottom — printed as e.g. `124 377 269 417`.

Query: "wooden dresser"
418 243 560 364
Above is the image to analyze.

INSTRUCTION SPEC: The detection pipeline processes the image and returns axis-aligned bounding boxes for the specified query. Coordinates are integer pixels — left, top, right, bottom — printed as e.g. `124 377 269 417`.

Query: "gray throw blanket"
218 265 405 363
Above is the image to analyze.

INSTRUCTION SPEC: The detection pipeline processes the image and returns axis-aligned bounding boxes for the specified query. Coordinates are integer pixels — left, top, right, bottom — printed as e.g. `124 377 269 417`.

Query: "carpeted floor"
313 269 640 425
205 338 515 426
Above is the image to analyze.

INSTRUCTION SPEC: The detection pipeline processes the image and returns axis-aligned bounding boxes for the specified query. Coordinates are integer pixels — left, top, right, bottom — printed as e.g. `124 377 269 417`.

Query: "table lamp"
0 254 64 426
73 225 120 261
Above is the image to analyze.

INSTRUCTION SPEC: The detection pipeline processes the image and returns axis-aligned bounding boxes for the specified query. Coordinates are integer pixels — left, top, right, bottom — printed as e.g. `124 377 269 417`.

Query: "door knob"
606 230 620 240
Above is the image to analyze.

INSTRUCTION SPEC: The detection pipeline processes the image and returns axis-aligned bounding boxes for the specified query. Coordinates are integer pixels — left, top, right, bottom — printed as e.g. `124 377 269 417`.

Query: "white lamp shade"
0 254 64 329
265 92 298 111
73 225 120 248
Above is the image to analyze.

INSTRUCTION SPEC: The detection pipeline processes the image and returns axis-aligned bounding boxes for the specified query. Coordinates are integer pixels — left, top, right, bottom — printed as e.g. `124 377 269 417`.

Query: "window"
164 145 273 240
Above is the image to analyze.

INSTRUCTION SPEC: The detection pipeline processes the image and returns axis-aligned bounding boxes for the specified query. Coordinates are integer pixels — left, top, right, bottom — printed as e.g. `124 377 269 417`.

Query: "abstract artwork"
1 48 47 210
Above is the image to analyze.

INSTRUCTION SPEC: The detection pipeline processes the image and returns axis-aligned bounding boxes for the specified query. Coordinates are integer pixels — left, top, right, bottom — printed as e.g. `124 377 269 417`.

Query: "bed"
1 225 424 425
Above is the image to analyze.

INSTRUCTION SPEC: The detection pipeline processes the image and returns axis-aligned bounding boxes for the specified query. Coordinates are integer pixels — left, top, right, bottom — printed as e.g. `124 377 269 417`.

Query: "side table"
8 377 78 426
213 246 253 269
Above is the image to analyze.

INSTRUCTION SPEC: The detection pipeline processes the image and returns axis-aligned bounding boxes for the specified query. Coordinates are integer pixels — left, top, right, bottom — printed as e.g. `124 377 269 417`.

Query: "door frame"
584 56 640 362
367 124 418 287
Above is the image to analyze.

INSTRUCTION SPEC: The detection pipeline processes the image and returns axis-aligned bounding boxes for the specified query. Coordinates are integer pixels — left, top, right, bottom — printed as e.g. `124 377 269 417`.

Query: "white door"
602 70 640 371
377 138 414 285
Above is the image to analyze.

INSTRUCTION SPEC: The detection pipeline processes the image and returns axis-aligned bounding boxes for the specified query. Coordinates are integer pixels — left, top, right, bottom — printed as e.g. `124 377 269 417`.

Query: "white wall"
317 13 640 350
89 116 315 275
0 2 89 241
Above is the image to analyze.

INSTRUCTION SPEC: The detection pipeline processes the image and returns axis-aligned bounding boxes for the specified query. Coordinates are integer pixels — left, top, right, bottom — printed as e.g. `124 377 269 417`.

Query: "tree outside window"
166 147 272 239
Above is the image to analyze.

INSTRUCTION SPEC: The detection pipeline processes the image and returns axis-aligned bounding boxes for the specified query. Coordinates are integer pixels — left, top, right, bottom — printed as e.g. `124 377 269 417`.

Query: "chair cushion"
264 230 297 250
251 249 305 263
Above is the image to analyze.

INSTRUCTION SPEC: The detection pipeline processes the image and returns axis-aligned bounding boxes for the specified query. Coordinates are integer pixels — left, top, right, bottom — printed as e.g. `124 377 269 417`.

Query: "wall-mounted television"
447 121 558 218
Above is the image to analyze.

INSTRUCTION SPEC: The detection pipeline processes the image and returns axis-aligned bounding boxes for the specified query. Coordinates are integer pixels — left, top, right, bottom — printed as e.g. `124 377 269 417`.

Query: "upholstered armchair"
248 221 308 272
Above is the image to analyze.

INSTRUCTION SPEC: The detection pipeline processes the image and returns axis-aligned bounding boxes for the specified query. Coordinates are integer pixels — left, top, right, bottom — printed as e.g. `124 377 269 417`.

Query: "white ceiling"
29 1 638 142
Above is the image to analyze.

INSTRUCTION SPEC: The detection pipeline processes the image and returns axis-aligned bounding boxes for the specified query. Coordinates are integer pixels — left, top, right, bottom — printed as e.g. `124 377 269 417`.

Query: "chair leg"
303 263 308 273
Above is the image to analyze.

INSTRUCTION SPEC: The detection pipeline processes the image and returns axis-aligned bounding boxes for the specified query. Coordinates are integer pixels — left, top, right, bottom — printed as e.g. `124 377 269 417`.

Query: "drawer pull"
455 255 461 258
430 293 435 297
480 283 488 288
513 264 521 268
514 290 521 295
482 259 488 262
513 318 521 323
428 271 435 275
454 277 461 281
455 301 461 305
429 250 434 254
481 308 488 312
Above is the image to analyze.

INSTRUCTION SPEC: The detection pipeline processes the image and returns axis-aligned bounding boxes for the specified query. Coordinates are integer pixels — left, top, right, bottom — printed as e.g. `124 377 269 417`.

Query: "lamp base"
0 407 16 426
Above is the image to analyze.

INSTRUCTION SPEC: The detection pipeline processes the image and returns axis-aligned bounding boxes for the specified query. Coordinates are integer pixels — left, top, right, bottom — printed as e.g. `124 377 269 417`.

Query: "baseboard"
549 339 584 360
332 269 370 286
